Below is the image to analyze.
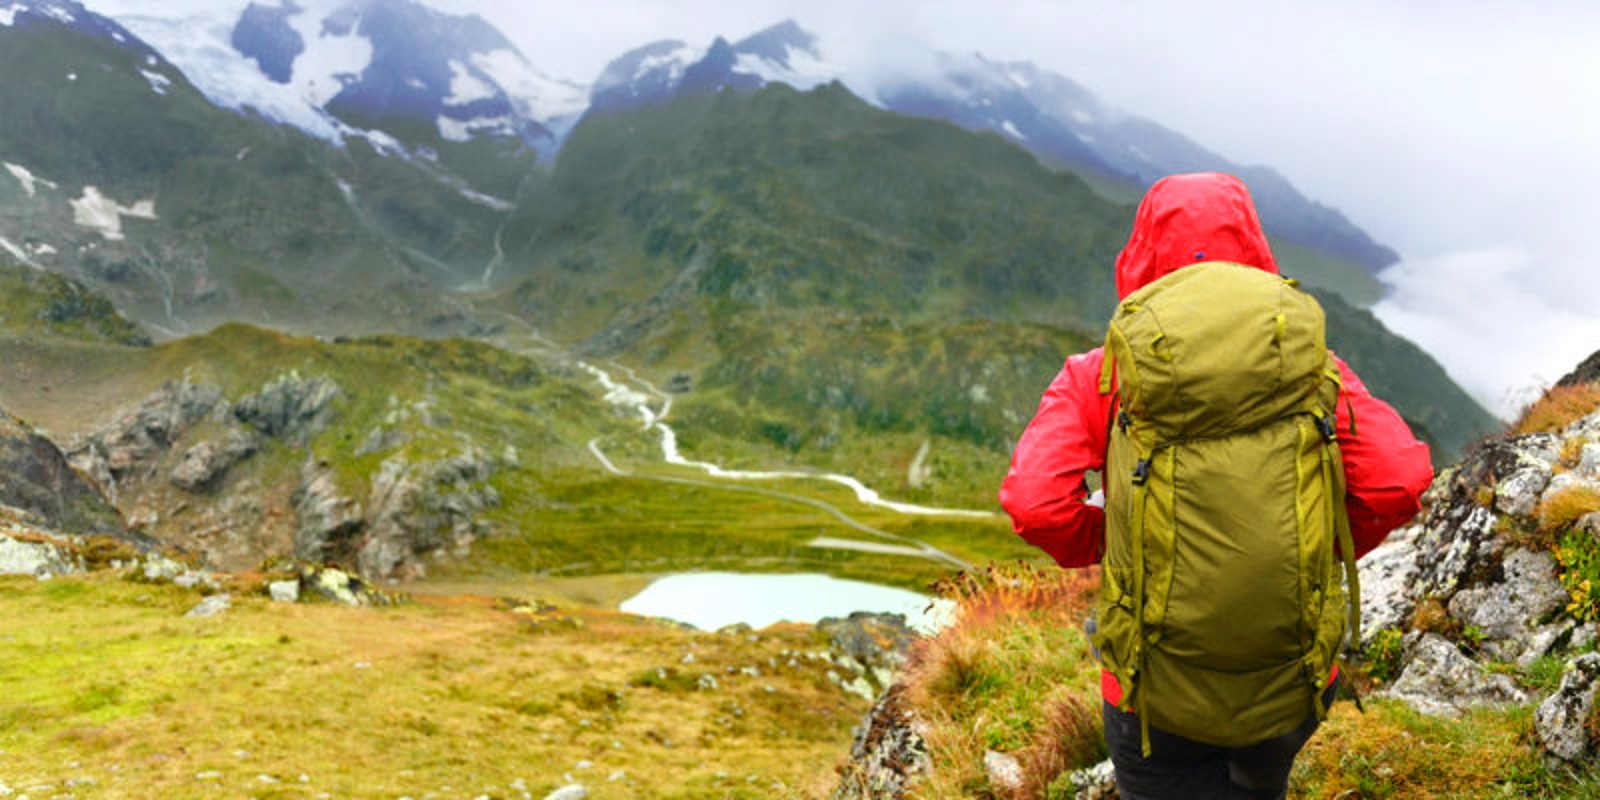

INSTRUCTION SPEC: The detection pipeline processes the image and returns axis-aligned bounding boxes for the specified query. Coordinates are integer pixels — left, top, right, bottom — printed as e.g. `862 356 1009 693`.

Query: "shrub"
1363 628 1405 685
1555 529 1600 622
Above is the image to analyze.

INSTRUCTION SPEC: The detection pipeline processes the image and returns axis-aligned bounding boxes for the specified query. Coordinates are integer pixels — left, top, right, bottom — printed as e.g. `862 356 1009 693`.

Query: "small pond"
619 572 956 634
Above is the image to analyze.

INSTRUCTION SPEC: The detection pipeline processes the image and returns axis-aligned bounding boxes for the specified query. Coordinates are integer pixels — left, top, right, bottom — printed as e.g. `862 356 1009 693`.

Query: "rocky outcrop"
1446 548 1569 665
68 379 225 497
0 406 126 538
0 532 81 578
818 612 916 694
1557 348 1600 387
357 449 500 579
292 462 365 564
233 371 339 442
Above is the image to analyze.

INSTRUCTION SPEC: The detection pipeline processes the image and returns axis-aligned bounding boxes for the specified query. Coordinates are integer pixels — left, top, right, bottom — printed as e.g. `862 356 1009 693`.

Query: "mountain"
0 0 516 336
585 20 1395 300
493 83 1493 469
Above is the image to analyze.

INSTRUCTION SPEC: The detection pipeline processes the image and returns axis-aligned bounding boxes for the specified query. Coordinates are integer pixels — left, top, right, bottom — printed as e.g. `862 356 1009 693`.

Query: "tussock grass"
899 562 1104 798
1514 383 1600 436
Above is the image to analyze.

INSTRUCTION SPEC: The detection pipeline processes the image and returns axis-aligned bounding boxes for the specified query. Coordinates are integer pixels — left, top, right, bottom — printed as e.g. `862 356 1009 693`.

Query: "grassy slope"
0 571 862 799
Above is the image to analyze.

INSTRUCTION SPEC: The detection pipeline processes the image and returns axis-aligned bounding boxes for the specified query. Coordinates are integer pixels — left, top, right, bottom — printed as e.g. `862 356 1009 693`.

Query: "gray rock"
1574 624 1598 651
1061 758 1118 800
292 464 364 564
1413 503 1501 598
234 372 339 441
357 449 498 580
1447 548 1567 660
1579 443 1600 478
1 406 126 536
1536 653 1600 764
1579 513 1600 537
983 750 1023 794
70 380 223 490
1497 467 1552 517
170 430 259 492
268 580 300 603
185 594 232 618
1358 524 1422 646
542 785 588 800
1382 633 1529 717
141 554 188 582
1518 623 1576 669
0 534 78 578
817 612 916 692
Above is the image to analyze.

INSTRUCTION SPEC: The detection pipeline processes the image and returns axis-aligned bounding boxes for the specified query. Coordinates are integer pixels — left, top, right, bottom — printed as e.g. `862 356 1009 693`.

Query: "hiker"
999 172 1433 799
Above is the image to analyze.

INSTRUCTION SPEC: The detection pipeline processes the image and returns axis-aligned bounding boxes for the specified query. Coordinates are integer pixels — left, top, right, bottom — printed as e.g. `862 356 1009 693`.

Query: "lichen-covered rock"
833 684 929 799
170 429 260 492
1358 524 1422 646
1060 759 1118 799
1536 653 1600 764
1447 548 1568 662
233 371 339 442
1496 467 1550 517
0 533 79 578
184 593 232 618
300 565 396 606
1381 633 1529 717
1412 502 1501 598
268 579 300 603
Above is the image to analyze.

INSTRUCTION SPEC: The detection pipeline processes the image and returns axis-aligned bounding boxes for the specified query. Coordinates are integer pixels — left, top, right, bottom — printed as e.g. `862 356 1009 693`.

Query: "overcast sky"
84 0 1600 417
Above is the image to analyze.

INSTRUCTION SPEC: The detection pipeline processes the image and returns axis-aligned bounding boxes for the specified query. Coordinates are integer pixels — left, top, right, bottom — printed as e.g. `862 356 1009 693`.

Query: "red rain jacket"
998 173 1434 705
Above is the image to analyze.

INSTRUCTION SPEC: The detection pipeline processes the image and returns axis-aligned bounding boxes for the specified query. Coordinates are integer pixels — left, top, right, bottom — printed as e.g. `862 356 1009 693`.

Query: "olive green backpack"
1091 261 1360 754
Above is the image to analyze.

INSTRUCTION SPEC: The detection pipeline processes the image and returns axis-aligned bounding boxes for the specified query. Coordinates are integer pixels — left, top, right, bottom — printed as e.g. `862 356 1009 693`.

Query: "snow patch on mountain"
139 67 169 95
471 48 586 123
70 186 156 241
0 4 23 26
114 11 346 140
281 3 370 108
732 46 841 90
4 162 58 198
444 58 494 106
1001 120 1025 140
0 235 42 269
437 114 513 143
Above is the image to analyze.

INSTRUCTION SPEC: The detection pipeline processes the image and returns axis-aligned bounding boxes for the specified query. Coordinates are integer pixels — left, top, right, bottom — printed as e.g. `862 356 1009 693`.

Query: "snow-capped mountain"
101 0 586 153
586 20 1397 275
591 19 840 113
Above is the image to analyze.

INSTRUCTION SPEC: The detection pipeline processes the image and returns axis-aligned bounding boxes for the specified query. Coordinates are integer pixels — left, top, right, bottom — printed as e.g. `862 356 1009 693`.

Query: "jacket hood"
1114 172 1278 299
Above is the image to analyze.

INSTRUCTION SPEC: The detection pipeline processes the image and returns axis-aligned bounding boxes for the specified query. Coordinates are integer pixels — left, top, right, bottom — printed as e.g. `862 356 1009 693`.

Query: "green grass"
0 571 866 798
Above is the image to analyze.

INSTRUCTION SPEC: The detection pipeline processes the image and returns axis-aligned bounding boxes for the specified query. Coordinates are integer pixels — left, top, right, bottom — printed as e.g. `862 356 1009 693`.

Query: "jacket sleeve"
999 347 1115 567
1334 355 1435 559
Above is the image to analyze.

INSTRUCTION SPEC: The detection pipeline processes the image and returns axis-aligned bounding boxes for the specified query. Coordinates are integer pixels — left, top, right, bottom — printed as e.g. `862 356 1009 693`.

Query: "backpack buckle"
1131 458 1152 486
1117 410 1132 434
1314 414 1337 443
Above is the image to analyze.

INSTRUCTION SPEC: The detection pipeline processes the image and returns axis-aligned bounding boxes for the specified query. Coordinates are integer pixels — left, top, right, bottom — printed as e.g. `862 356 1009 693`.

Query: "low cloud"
1373 248 1600 420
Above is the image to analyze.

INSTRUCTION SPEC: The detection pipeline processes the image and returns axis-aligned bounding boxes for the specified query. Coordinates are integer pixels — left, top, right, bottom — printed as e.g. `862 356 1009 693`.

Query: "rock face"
170 430 261 492
1536 653 1600 764
0 406 126 537
68 380 225 498
1446 549 1569 664
357 449 500 579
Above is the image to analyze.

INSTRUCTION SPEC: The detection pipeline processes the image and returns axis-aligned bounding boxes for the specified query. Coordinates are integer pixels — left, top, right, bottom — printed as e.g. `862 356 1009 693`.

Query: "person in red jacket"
1000 172 1434 798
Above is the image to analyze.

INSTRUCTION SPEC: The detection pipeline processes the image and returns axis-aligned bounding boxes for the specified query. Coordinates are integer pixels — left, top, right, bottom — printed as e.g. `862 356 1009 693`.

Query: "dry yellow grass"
0 571 869 799
1514 383 1600 436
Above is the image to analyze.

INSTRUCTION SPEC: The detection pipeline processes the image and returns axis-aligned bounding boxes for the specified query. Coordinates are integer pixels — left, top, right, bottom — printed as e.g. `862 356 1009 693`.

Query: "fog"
84 0 1600 416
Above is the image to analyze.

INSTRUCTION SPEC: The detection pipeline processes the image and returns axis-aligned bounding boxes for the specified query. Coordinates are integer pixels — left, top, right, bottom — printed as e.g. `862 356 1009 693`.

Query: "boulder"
0 533 79 578
268 579 300 603
1447 548 1568 662
185 594 232 618
1536 653 1600 764
1381 633 1529 717
983 750 1023 795
543 785 588 800
1060 759 1118 800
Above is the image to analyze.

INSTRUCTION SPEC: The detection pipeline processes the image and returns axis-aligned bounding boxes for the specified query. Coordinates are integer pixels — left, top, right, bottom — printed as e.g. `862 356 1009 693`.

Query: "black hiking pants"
1102 679 1337 800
